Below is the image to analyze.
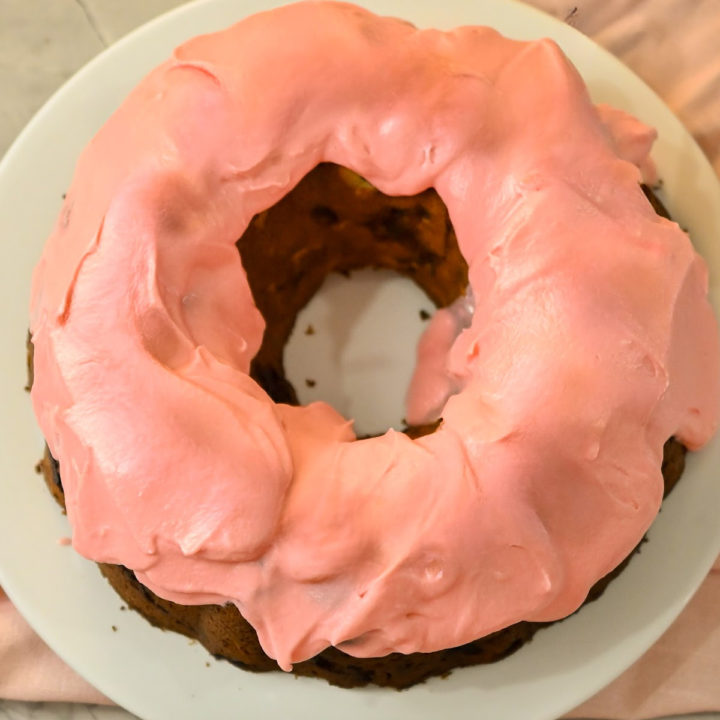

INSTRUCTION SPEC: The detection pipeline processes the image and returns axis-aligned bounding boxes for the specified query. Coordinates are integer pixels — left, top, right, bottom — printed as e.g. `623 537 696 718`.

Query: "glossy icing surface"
29 1 720 669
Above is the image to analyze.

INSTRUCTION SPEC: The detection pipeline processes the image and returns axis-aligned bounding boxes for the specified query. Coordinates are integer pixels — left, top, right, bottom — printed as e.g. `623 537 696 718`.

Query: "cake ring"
30 1 720 671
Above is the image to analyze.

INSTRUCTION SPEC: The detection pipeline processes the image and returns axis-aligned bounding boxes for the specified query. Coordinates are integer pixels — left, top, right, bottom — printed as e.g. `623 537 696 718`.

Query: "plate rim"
1 1 720 719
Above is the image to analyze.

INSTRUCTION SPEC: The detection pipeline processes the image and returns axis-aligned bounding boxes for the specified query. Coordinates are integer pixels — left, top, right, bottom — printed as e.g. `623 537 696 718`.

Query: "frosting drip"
30 1 720 669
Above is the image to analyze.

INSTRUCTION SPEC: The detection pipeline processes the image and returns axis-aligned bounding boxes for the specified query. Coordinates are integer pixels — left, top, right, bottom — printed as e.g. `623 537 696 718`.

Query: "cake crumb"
305 324 315 335
205 662 211 668
305 378 316 388
120 605 126 611
111 625 117 632
419 308 431 321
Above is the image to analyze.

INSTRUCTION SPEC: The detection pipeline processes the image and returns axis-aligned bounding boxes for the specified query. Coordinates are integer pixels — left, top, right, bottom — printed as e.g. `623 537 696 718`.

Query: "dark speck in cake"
111 625 117 632
305 324 315 335
419 309 431 320
305 378 316 388
310 205 340 226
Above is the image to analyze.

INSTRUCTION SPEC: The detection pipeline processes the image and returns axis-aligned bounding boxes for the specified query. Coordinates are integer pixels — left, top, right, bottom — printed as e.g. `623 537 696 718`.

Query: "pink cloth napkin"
2 0 720 717
0 586 110 706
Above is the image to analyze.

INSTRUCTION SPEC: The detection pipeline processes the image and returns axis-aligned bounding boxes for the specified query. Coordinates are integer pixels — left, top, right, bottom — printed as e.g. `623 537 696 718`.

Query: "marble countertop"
1 1 719 719
0 702 136 720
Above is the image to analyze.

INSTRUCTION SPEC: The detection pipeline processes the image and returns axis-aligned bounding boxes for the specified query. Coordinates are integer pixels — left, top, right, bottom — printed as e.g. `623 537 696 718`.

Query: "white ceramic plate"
1 1 719 719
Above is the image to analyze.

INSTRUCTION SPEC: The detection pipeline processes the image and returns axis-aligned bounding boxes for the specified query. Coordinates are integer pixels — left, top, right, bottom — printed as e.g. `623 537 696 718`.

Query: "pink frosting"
30 1 720 670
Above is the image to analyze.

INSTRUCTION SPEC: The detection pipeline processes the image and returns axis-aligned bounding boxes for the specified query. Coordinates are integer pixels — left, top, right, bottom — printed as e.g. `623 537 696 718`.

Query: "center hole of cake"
237 162 467 438
284 269 435 437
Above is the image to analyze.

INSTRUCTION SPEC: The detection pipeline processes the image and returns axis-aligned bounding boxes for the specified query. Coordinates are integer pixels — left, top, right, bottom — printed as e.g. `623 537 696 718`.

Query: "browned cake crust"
31 168 686 689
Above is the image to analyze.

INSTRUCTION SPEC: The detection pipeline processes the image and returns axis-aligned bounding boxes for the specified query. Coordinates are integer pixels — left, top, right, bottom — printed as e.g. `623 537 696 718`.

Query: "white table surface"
1 1 718 719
